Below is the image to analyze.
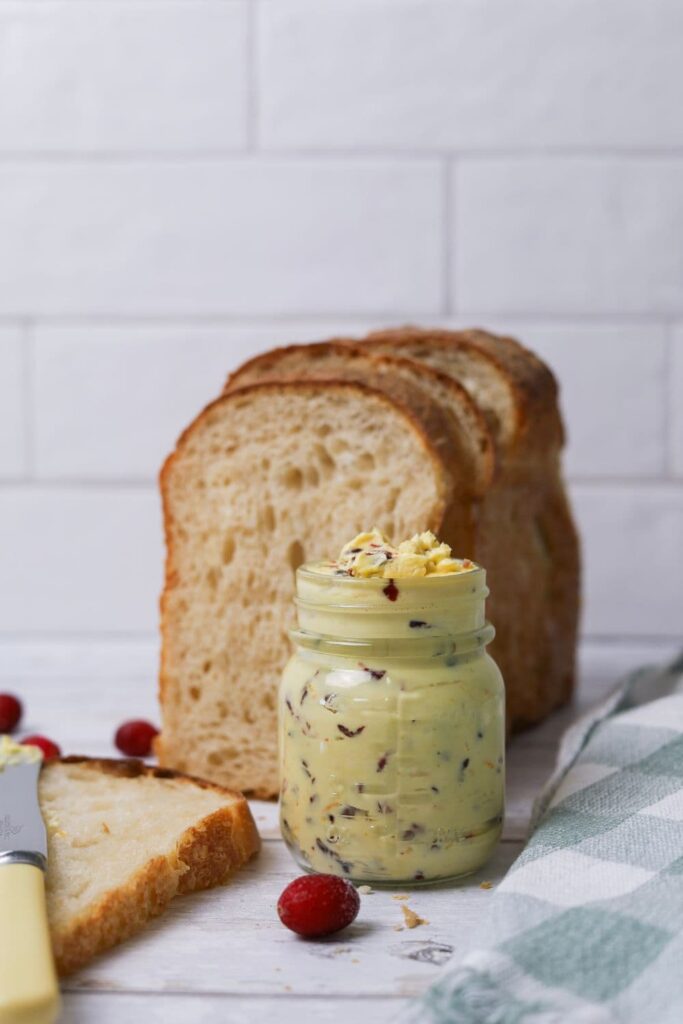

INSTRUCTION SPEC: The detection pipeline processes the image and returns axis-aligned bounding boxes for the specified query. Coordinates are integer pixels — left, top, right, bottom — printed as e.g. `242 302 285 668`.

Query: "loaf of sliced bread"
158 380 450 797
41 757 260 975
224 330 580 732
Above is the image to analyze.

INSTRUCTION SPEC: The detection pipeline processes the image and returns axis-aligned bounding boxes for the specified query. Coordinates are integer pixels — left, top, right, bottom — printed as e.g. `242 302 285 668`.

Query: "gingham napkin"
399 652 683 1024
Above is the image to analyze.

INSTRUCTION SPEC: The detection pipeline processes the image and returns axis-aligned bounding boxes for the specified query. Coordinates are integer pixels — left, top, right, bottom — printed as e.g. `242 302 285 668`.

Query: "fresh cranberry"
115 719 159 757
0 694 22 733
277 874 361 938
22 735 61 760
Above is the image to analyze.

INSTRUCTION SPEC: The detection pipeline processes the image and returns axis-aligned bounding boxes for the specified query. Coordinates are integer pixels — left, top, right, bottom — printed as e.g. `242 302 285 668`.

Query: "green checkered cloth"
400 652 683 1024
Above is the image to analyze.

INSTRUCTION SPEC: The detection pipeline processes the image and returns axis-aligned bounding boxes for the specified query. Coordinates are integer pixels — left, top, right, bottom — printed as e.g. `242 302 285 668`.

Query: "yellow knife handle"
0 862 60 1024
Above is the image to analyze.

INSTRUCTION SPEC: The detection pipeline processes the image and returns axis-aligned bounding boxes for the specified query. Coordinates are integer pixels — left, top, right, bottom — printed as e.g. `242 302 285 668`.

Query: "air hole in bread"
281 466 304 490
260 504 276 531
222 535 235 565
189 686 200 701
305 465 320 487
206 567 219 590
314 443 335 475
202 660 212 674
356 452 375 471
288 539 305 574
388 487 401 511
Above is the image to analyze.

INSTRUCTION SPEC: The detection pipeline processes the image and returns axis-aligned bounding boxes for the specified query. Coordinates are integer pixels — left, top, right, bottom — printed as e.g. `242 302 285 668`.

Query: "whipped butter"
0 735 42 769
279 530 505 885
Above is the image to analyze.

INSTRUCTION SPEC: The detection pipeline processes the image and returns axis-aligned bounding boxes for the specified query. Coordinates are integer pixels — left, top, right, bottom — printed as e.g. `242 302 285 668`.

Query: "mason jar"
278 561 505 885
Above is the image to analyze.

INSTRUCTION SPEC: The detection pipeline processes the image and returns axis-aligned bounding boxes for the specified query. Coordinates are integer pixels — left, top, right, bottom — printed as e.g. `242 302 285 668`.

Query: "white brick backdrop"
0 0 681 687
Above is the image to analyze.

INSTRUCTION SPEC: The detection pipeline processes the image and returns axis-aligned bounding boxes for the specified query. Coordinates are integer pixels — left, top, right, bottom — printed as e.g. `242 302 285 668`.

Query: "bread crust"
360 325 564 453
47 757 260 975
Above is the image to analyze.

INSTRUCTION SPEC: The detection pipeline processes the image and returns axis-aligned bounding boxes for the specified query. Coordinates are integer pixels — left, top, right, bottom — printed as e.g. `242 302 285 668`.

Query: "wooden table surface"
1 639 675 1024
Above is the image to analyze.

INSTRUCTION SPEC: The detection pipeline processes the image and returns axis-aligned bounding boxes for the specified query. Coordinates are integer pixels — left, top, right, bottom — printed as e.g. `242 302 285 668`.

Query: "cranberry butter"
279 530 505 885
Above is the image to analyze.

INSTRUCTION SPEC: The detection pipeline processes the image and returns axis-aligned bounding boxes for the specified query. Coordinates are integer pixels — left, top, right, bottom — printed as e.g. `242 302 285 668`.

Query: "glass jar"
278 563 505 885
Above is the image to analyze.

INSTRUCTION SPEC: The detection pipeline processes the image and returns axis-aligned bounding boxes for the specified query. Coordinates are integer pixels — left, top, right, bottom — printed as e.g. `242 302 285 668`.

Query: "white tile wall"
259 0 683 150
0 161 442 316
0 329 26 477
0 1 681 666
571 484 683 638
672 330 683 478
456 159 683 315
0 2 248 152
0 488 162 633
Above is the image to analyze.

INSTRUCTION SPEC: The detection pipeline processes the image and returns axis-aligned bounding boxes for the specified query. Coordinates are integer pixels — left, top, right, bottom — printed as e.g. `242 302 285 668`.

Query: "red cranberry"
0 694 22 733
22 735 61 760
277 874 361 938
115 719 159 757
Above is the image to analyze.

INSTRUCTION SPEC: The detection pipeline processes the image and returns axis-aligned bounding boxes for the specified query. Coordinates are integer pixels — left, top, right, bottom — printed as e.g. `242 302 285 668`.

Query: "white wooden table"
1 640 676 1023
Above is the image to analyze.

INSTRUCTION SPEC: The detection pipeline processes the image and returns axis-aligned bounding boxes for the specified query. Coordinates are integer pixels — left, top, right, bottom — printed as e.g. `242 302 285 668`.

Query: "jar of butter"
279 530 505 885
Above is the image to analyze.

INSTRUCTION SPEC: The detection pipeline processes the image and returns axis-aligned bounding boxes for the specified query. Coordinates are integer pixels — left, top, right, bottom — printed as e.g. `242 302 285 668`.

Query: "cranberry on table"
277 874 361 938
22 735 61 760
0 694 22 733
115 719 159 757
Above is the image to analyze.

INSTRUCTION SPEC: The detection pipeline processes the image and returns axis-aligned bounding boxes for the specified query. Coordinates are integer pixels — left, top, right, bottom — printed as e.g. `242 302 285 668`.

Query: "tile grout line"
245 0 259 151
0 313 678 327
1 148 683 162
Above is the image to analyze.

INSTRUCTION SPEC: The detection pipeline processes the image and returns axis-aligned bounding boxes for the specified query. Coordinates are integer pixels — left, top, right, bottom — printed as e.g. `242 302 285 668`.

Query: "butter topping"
323 528 475 579
0 734 42 769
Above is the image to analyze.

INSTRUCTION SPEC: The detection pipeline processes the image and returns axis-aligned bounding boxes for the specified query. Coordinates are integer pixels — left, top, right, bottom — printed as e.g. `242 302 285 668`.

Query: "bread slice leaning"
158 379 450 798
41 756 260 975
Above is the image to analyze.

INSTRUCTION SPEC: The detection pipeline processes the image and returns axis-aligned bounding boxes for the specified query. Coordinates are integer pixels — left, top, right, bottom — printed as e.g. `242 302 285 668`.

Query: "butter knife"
0 742 60 1024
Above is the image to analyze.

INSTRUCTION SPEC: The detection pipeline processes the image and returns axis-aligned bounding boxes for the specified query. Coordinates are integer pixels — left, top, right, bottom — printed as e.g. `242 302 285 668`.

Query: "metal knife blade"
0 760 47 867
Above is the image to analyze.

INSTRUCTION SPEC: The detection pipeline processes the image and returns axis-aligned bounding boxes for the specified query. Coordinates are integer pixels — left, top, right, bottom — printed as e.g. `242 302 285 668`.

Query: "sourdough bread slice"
41 756 260 975
158 380 450 798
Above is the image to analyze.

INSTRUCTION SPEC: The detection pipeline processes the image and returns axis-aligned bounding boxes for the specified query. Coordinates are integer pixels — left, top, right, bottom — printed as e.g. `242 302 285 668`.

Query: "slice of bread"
40 757 260 975
158 380 450 798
